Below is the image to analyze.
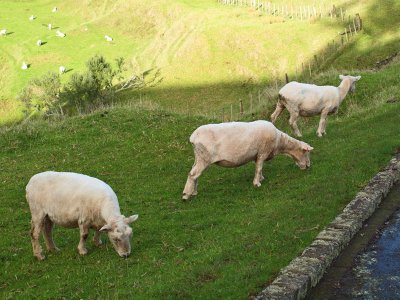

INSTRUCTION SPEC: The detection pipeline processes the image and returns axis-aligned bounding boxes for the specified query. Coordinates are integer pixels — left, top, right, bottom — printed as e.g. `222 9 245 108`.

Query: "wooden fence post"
240 100 244 116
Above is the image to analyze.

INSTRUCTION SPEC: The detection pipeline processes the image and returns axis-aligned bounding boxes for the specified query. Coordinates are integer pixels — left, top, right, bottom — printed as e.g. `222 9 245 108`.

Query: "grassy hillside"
1 59 399 298
2 0 399 124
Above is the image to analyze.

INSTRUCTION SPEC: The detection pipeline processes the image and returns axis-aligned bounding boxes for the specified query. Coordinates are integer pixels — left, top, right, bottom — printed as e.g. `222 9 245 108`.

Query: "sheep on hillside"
29 15 36 21
48 24 52 30
21 62 28 70
26 171 139 260
36 40 42 46
0 29 7 36
182 121 313 200
59 66 66 74
104 35 113 42
270 75 361 137
56 30 66 37
52 7 58 13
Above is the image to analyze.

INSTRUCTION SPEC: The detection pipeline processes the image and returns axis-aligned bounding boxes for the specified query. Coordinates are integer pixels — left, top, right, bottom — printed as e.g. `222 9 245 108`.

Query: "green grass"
1 59 399 298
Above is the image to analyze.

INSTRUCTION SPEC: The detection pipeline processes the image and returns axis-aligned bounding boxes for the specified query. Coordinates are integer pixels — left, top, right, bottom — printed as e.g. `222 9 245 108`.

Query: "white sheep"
56 30 66 37
36 39 42 46
59 66 66 74
182 121 313 200
21 62 28 70
48 23 52 30
104 35 113 42
26 171 139 260
0 29 7 36
271 75 361 137
52 7 58 13
29 15 36 21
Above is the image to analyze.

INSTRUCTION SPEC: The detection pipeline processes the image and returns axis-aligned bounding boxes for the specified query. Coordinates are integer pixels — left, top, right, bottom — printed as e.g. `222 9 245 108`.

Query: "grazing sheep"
52 7 58 12
36 39 42 46
21 62 28 70
59 66 66 74
48 23 52 30
271 75 361 137
56 30 66 37
29 15 36 21
0 29 7 36
104 35 113 42
26 171 139 260
182 121 313 200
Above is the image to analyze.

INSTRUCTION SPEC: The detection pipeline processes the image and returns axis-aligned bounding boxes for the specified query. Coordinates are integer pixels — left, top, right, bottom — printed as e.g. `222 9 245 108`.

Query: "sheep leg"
42 216 59 252
93 231 103 246
182 159 208 200
317 110 329 137
289 112 302 137
30 216 45 260
271 102 285 123
78 222 89 255
253 158 265 187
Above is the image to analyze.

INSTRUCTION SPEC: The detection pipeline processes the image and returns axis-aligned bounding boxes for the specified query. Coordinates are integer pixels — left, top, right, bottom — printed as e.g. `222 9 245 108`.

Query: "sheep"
59 66 66 74
48 23 52 30
21 62 28 70
0 29 7 36
29 15 36 21
36 39 42 46
271 75 361 137
182 121 313 200
52 7 58 13
26 171 139 260
104 35 113 42
56 30 66 37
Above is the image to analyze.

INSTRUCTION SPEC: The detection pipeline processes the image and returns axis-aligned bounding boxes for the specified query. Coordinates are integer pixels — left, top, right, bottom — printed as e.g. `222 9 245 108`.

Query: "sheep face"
100 215 138 257
290 144 314 170
340 75 361 93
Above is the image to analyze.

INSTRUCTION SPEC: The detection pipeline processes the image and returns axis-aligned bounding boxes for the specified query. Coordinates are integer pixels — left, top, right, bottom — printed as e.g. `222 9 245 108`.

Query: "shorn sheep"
105 35 113 42
56 30 66 37
26 171 139 260
271 75 361 137
0 29 7 36
182 121 313 200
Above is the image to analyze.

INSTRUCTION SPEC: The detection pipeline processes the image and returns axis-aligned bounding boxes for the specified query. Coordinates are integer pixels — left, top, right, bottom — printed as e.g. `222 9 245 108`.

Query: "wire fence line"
217 0 354 21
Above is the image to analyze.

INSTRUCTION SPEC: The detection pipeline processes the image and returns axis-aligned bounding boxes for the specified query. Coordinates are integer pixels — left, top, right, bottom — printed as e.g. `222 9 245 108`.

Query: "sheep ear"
99 224 112 232
302 144 314 152
356 76 361 81
124 214 139 224
339 75 345 80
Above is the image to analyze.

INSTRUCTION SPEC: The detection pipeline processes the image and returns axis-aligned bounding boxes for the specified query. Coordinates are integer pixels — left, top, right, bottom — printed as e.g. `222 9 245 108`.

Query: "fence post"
240 100 243 116
230 104 233 121
353 18 357 34
308 62 312 77
345 28 348 42
285 73 289 83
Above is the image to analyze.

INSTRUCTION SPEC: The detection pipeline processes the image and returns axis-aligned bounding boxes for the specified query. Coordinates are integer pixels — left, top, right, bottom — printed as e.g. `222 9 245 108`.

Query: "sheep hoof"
35 254 45 261
253 182 261 188
78 248 88 255
182 193 190 200
317 133 323 137
48 247 60 252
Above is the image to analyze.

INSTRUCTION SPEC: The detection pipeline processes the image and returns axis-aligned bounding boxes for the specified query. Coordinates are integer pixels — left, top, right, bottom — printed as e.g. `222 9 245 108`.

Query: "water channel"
307 183 400 299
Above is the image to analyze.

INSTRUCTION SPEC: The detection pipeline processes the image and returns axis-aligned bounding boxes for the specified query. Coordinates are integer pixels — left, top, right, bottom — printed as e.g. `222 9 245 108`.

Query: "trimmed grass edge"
252 153 400 300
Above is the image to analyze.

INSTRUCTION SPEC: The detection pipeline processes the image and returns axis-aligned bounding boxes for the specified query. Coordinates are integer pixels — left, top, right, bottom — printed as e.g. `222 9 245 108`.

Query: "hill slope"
1 0 399 124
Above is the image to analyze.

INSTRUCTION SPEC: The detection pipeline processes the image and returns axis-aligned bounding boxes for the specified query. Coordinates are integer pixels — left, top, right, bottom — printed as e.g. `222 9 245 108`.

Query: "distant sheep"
52 7 58 13
26 171 139 260
21 62 28 70
36 40 42 46
48 24 52 30
0 29 7 36
182 121 313 200
59 66 66 74
29 15 36 21
271 75 361 137
104 35 113 42
56 30 66 37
